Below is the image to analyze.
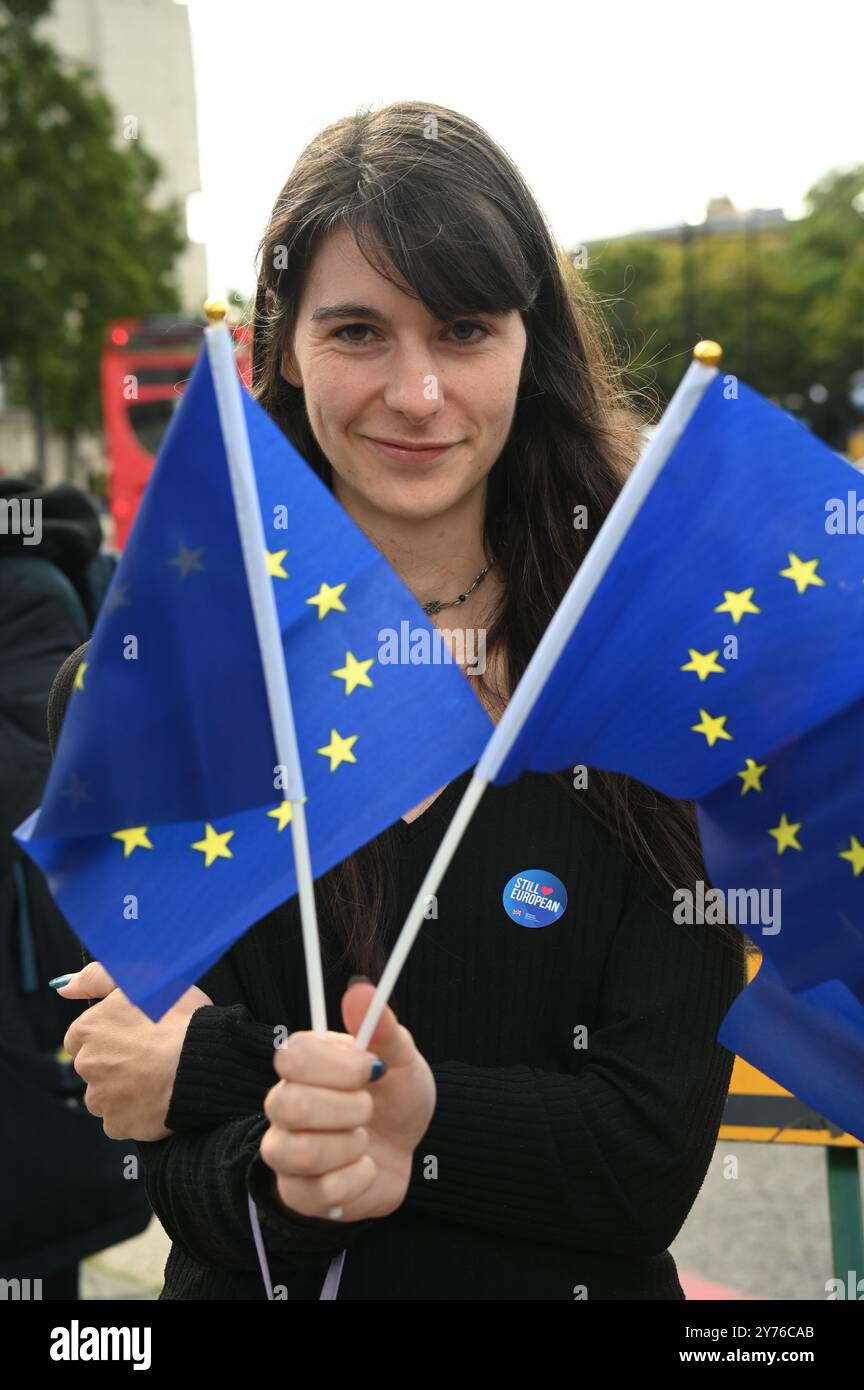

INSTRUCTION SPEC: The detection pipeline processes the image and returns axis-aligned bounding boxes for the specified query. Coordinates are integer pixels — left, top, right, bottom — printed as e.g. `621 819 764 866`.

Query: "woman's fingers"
340 980 415 1069
55 961 118 1000
260 1123 369 1179
272 1031 380 1090
269 1153 378 1220
262 1030 386 1219
264 1078 374 1133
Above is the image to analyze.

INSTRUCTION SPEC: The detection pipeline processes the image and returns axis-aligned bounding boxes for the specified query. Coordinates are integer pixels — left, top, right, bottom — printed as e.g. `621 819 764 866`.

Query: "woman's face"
280 225 527 525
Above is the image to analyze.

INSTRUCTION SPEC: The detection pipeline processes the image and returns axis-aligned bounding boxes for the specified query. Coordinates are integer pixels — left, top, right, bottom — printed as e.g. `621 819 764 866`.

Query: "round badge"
502 870 568 927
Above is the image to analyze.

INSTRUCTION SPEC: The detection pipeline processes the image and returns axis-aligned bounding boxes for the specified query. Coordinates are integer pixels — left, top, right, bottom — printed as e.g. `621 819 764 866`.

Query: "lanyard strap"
248 1195 347 1299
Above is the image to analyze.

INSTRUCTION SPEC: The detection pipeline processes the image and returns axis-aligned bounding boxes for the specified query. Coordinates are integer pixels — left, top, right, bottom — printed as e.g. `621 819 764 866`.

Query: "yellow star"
266 549 289 579
73 660 88 692
267 794 308 831
779 552 825 595
691 708 733 747
190 823 235 867
737 758 767 795
111 826 153 857
839 836 864 877
307 581 347 620
267 801 294 831
768 813 803 855
681 648 725 681
331 651 375 694
714 587 760 623
317 728 358 771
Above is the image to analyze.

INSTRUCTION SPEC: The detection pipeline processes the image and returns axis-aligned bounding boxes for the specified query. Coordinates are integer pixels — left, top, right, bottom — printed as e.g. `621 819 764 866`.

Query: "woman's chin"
356 481 466 525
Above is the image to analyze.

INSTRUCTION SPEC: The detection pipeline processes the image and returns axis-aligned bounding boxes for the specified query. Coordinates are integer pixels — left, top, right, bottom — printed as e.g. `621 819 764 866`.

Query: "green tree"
781 165 864 443
0 0 186 470
575 236 676 421
582 229 804 418
581 168 864 448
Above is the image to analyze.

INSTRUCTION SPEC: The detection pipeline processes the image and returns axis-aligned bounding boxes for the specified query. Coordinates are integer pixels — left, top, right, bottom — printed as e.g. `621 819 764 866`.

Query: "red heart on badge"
540 885 553 894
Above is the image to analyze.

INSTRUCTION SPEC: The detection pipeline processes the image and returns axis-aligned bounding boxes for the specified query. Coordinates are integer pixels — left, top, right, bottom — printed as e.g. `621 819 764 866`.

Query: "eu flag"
486 373 864 1005
15 345 493 1018
481 369 864 1136
492 375 864 796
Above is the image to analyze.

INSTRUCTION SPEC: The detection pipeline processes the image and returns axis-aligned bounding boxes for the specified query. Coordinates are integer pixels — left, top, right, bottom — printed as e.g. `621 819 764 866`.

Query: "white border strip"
205 323 327 1034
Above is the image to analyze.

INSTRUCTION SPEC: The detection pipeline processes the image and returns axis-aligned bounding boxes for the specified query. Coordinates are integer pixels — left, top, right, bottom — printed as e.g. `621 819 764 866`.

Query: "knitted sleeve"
133 938 379 1270
137 1117 376 1273
402 880 747 1255
164 1003 281 1130
163 943 281 1132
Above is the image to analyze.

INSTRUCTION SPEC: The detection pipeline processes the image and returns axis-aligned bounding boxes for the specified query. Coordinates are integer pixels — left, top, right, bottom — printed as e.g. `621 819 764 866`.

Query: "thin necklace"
422 558 495 616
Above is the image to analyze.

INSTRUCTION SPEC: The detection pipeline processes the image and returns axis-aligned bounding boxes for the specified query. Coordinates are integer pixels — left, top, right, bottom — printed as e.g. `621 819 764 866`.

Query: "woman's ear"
280 348 302 389
265 289 301 388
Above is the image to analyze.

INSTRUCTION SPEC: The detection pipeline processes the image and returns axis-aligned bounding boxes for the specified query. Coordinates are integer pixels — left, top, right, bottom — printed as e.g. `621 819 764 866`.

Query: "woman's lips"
365 438 458 463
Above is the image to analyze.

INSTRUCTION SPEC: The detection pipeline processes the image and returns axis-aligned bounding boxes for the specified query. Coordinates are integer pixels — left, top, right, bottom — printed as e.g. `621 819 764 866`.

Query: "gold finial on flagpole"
203 297 228 324
693 339 722 367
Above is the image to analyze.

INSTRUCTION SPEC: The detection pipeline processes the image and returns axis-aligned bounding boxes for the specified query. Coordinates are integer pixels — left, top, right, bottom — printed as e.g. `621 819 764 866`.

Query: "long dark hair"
248 100 749 982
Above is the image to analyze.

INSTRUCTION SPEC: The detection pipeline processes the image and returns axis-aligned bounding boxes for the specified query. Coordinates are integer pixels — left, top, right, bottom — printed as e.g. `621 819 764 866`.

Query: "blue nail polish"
369 1059 387 1082
49 974 73 989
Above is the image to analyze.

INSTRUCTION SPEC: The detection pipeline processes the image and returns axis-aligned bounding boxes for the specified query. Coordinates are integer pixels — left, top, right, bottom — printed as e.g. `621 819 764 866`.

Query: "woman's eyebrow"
309 302 505 327
310 302 390 325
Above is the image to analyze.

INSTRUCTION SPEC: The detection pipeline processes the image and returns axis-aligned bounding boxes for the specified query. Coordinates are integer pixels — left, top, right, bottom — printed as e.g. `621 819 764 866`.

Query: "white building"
40 0 207 313
0 0 208 484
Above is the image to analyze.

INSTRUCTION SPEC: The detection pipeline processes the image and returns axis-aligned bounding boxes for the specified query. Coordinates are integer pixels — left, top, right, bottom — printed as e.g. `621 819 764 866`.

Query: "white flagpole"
203 300 327 1036
353 343 723 1051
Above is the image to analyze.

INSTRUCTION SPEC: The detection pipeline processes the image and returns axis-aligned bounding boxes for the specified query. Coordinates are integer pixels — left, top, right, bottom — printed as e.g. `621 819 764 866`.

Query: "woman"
58 100 748 1300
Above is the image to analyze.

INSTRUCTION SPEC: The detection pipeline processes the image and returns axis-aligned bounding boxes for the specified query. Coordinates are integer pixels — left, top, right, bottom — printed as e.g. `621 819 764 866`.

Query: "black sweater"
137 765 747 1300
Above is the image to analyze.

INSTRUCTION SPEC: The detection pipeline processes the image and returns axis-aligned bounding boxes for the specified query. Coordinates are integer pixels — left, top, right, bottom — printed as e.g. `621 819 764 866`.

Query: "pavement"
81 1218 168 1301
78 1140 858 1300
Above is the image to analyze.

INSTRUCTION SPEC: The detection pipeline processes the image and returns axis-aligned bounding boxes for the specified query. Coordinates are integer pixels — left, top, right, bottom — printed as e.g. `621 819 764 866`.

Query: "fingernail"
369 1058 387 1082
49 974 74 989
347 974 372 986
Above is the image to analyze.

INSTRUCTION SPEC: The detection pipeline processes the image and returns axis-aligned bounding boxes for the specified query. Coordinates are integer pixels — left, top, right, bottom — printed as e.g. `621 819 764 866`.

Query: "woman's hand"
260 980 436 1222
58 962 213 1141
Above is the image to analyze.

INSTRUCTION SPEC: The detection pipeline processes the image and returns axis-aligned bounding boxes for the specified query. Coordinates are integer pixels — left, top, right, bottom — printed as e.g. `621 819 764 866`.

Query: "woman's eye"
447 321 490 344
333 323 376 344
332 321 490 346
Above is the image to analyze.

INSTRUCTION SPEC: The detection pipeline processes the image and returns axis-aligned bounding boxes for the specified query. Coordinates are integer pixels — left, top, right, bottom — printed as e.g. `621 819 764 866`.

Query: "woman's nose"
381 352 446 416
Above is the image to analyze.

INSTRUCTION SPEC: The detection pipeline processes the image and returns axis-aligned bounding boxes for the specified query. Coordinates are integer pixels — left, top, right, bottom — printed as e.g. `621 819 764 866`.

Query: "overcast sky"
182 0 862 299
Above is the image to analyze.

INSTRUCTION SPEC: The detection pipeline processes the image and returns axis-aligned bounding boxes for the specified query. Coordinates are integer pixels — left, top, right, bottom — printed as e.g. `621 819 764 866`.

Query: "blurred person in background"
0 478 150 1299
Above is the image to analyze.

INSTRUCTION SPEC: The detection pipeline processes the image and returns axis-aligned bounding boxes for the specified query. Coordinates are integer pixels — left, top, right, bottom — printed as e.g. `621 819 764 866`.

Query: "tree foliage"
582 166 864 447
0 0 185 443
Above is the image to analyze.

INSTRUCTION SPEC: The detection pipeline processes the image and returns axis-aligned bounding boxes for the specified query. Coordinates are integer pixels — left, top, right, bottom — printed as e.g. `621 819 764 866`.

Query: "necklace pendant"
422 557 493 619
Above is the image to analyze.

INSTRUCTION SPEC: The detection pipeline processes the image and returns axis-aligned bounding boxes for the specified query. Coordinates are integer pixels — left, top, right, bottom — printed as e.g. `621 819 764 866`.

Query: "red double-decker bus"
100 314 251 548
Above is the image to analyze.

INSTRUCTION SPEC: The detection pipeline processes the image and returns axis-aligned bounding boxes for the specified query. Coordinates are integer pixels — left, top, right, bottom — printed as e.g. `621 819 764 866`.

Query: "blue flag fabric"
488 373 864 1136
718 956 864 1144
16 345 493 1018
493 376 864 796
697 698 864 1001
